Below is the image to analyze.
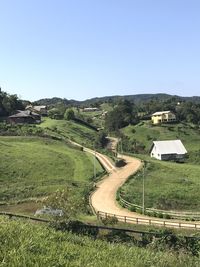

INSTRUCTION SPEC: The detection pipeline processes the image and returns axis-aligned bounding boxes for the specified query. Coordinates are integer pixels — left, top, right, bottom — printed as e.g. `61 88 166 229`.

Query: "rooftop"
151 140 187 155
152 111 172 116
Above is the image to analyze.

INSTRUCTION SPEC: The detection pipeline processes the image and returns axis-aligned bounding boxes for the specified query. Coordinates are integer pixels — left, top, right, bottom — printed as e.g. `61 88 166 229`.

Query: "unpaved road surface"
90 153 200 229
91 154 142 216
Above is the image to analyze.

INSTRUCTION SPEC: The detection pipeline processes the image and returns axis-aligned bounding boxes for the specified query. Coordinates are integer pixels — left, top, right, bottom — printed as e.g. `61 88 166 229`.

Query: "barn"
150 140 187 161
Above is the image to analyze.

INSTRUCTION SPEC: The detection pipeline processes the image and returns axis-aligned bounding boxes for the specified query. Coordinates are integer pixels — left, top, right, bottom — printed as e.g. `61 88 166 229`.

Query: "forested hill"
34 93 200 106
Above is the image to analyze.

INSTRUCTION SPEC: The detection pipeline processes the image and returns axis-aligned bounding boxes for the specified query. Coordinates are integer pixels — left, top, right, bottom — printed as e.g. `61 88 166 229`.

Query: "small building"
151 111 176 125
150 140 187 161
26 105 47 116
8 110 41 124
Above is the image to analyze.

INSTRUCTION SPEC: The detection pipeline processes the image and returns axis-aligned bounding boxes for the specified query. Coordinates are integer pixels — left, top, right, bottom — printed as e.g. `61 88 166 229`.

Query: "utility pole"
142 161 145 214
93 147 96 180
120 138 123 155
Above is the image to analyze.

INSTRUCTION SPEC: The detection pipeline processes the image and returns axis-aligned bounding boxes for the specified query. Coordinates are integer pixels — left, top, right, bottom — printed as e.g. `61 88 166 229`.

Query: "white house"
150 140 187 161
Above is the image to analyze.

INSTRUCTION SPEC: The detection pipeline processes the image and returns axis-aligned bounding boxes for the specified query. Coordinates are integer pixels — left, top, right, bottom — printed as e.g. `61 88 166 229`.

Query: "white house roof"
151 140 187 155
152 111 171 116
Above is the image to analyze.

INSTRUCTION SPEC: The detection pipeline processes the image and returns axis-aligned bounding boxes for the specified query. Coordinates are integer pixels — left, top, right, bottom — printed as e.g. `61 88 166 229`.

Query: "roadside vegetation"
0 216 200 267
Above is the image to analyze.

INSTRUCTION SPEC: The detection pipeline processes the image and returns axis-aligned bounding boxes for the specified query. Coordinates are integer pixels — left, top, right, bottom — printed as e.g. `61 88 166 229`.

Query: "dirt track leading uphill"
91 154 143 216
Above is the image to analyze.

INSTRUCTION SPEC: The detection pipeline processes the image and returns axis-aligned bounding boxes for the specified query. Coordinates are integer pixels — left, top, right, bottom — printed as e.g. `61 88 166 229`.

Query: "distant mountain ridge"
34 93 200 106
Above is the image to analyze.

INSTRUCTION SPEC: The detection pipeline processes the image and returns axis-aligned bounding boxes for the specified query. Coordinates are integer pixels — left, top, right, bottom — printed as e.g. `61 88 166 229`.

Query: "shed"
8 110 41 124
150 140 187 161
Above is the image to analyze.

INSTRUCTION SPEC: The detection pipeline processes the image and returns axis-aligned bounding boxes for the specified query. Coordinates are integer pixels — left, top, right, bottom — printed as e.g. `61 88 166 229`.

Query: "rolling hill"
0 136 104 213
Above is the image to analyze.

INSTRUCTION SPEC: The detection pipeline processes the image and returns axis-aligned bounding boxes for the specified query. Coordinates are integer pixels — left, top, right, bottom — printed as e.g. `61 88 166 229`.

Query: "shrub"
129 206 136 212
115 159 126 167
101 216 118 226
163 214 171 219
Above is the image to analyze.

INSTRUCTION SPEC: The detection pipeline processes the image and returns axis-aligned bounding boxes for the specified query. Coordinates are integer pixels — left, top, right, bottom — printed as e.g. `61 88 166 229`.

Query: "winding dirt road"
89 151 200 230
91 154 142 215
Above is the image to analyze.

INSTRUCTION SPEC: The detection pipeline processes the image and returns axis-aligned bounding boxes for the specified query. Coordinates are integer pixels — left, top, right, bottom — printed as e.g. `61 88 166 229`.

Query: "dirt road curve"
91 154 143 216
89 152 200 230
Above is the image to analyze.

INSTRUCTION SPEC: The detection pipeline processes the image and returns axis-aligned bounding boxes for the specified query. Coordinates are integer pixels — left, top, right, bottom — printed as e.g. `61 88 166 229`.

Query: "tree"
95 131 108 148
0 89 24 116
48 108 64 119
105 100 139 132
64 108 75 121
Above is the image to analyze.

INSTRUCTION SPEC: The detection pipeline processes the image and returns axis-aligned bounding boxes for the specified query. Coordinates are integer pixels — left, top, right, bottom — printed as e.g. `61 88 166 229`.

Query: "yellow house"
151 111 176 125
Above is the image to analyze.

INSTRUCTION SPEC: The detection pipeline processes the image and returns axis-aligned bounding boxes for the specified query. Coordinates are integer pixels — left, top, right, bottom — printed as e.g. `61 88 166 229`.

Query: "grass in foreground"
0 216 199 267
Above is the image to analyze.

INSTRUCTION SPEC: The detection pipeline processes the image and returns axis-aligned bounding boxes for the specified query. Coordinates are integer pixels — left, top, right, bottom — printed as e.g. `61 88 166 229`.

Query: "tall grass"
0 216 199 267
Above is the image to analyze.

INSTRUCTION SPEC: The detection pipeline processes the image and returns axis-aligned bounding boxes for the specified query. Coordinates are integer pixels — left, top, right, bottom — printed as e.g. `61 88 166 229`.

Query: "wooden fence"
119 192 200 220
1 210 200 240
96 210 200 230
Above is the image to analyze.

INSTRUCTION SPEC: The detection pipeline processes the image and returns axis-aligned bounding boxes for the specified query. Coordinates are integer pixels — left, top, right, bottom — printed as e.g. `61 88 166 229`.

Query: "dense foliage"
105 100 139 131
0 88 24 116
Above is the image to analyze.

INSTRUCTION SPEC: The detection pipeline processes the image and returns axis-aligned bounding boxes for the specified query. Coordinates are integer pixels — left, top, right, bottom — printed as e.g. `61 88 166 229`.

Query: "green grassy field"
40 117 98 147
121 121 200 211
0 136 104 208
121 159 200 211
0 216 199 267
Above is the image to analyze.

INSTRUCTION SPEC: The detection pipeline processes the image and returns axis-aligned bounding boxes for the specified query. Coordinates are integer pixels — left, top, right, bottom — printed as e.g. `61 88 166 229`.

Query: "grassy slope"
121 122 200 211
123 121 200 153
40 117 97 147
122 159 200 211
0 136 103 203
0 217 199 267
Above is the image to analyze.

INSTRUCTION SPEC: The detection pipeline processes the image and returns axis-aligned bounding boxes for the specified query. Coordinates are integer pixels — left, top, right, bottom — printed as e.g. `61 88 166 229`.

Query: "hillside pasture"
120 121 200 212
40 117 98 147
122 121 200 156
121 159 200 211
0 136 104 207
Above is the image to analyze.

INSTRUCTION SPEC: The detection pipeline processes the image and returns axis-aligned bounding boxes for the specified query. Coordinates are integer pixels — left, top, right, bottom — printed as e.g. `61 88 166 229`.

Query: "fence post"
179 222 181 228
97 211 100 219
136 218 138 224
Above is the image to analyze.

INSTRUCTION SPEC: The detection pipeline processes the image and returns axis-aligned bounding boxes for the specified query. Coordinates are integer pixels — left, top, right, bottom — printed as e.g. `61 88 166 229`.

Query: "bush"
129 206 136 212
101 216 118 226
163 214 171 219
115 159 126 167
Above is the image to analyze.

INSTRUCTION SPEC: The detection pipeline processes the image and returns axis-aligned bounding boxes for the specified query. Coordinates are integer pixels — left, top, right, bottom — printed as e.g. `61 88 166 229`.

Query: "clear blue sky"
0 0 200 101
